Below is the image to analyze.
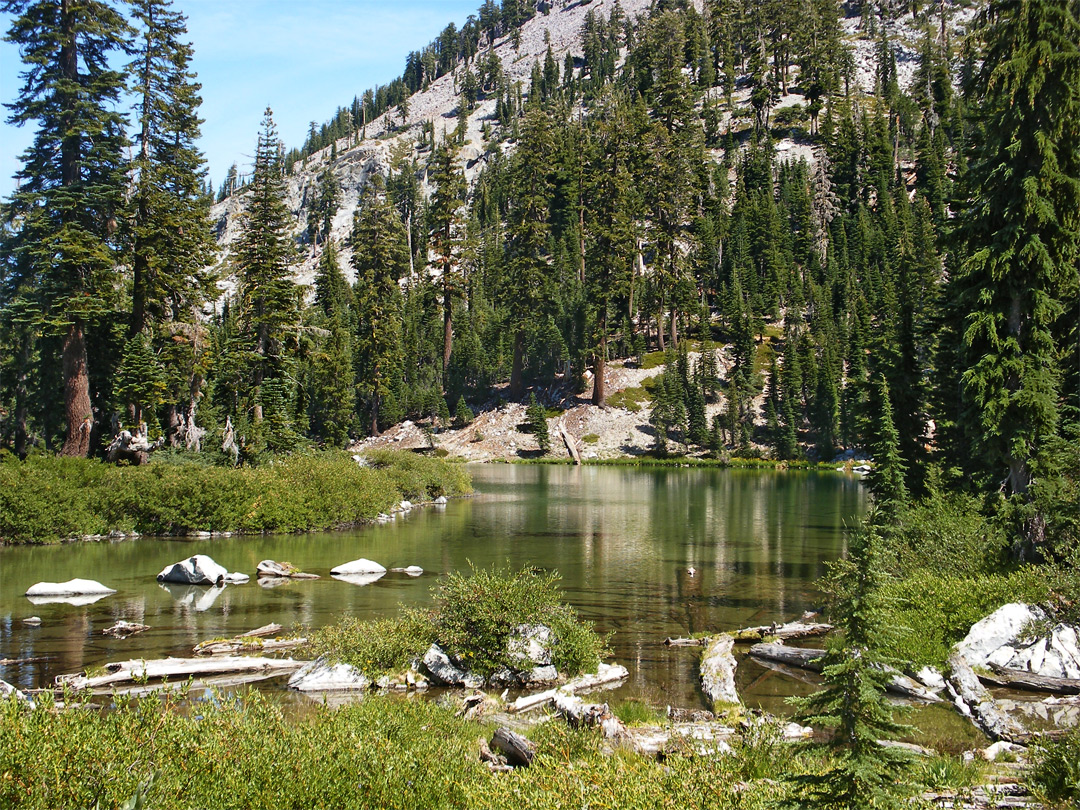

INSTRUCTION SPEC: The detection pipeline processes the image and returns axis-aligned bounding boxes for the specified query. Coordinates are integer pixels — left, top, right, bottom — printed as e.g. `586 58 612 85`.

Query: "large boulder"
987 624 1080 680
955 603 1044 666
288 657 371 692
507 624 553 668
25 579 115 597
156 555 228 586
330 558 386 576
422 643 483 688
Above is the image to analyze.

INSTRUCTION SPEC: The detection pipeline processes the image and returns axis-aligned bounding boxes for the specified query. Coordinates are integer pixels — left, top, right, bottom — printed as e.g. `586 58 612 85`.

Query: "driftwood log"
106 424 163 465
56 656 305 691
664 618 832 647
509 663 629 713
947 652 1028 742
557 421 581 465
490 727 535 767
748 644 945 704
552 691 627 739
979 663 1080 696
699 634 740 706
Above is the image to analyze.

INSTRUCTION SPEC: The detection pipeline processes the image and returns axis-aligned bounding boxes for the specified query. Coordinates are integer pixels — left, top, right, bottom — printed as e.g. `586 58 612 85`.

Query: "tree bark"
510 330 525 400
61 320 93 457
443 273 453 380
592 310 607 406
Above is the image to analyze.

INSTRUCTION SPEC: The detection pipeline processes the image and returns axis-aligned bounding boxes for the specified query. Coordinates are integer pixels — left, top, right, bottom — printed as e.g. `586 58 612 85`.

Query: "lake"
0 463 867 712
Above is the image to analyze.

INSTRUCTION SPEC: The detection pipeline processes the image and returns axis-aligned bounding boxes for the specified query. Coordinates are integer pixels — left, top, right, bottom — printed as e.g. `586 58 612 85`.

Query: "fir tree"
428 142 466 380
788 517 914 809
950 0 1080 553
3 0 130 456
867 376 908 510
526 392 550 453
233 108 300 424
127 0 216 339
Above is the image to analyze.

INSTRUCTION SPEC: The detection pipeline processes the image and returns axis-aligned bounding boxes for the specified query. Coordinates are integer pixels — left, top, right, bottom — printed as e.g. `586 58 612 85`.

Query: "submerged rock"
156 554 227 586
389 566 424 576
25 578 116 597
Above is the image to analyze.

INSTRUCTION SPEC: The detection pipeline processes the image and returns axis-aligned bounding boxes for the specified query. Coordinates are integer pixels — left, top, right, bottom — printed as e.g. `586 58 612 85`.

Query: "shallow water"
1 463 867 712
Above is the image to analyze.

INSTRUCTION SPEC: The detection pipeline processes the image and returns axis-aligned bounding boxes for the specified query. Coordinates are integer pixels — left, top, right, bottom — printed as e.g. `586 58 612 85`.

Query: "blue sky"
1 0 480 198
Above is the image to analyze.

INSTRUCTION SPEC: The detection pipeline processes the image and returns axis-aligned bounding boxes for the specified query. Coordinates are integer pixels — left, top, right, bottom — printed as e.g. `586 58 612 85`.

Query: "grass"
606 385 650 412
0 449 471 544
581 433 600 444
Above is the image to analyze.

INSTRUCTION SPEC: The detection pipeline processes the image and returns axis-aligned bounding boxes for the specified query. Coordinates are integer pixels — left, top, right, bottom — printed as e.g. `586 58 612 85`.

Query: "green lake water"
1 463 868 713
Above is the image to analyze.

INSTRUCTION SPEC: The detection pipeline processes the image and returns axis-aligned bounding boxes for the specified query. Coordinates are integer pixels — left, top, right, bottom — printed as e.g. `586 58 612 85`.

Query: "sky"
0 0 481 199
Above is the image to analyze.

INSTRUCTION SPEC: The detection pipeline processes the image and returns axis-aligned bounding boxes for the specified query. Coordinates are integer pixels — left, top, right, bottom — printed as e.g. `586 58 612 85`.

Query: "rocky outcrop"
25 579 116 597
156 554 227 586
955 603 1080 680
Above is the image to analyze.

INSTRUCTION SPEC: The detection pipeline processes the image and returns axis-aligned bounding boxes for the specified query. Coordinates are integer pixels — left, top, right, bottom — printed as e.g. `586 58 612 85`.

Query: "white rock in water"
156 554 228 586
224 572 249 584
25 578 116 597
399 500 413 510
389 566 424 576
22 616 41 625
331 558 387 576
422 643 469 686
434 495 448 505
955 603 1044 666
289 658 371 692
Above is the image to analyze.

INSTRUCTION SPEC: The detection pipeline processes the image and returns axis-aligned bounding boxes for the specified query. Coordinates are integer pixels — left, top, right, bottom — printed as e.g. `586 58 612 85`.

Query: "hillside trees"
946 0 1080 555
3 0 130 456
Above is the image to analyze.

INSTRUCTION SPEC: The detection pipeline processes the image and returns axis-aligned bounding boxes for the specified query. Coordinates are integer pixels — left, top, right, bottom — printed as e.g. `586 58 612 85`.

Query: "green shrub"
876 567 1053 667
606 386 648 412
308 612 435 676
431 565 608 679
1027 727 1080 805
582 433 600 444
0 450 471 544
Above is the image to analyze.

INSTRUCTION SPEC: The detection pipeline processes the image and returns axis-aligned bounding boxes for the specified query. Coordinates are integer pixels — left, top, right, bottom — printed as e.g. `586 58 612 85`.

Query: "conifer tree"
950 0 1080 547
352 175 409 435
867 376 908 510
428 143 466 380
127 0 216 339
526 392 550 453
3 0 130 456
233 108 300 424
789 517 914 809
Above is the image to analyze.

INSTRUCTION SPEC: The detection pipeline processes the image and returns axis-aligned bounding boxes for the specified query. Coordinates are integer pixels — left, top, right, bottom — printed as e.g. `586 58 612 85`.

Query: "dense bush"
0 450 470 544
308 565 609 681
1027 727 1080 806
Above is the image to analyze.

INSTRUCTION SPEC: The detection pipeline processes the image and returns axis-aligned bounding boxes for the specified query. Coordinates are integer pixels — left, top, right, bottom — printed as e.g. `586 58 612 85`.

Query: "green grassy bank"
0 449 470 545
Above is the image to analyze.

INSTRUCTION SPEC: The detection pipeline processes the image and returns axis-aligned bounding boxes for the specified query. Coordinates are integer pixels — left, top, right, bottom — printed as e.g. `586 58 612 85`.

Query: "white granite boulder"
156 554 227 586
25 578 115 597
289 658 371 692
954 603 1044 666
507 624 553 668
330 558 386 576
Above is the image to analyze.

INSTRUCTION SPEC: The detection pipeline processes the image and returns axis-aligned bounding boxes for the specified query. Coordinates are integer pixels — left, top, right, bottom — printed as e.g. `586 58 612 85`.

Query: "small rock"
982 741 1023 762
22 616 41 626
915 666 947 691
422 643 469 686
399 500 413 511
434 495 448 504
103 620 150 638
224 572 249 584
389 566 424 576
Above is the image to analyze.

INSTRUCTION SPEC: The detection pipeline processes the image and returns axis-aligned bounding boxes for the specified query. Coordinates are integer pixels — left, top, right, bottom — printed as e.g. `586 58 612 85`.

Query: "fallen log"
749 644 945 704
557 421 581 465
491 727 535 767
552 691 627 739
508 662 629 713
948 652 1028 742
194 637 307 656
56 656 305 691
665 619 832 647
699 634 740 706
980 663 1080 696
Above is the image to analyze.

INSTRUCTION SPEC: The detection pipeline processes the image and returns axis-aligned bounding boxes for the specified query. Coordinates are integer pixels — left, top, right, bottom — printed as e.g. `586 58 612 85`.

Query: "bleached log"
699 634 740 706
194 637 306 656
56 656 305 691
552 691 627 739
665 620 832 647
948 651 1027 742
749 644 944 703
557 421 581 465
508 662 629 713
980 663 1080 696
490 727 535 767
106 423 163 465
